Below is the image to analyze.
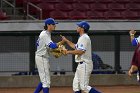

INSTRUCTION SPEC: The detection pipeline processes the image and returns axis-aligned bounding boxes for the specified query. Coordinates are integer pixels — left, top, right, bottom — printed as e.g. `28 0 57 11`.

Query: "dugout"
0 20 140 74
0 20 139 86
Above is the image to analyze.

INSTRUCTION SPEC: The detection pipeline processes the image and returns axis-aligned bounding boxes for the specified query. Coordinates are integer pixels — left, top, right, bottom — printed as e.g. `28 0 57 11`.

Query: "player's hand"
129 29 136 35
128 69 133 77
62 49 68 55
61 35 68 42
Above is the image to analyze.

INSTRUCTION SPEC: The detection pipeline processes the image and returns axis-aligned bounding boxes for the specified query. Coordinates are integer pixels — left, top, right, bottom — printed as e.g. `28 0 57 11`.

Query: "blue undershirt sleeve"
48 42 58 49
132 38 139 46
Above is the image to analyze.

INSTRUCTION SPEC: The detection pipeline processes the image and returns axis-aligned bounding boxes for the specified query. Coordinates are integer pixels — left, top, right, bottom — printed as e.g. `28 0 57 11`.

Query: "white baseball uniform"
73 33 93 93
35 30 53 88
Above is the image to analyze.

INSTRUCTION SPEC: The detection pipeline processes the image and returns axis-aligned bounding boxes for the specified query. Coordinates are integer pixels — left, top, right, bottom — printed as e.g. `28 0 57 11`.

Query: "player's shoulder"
78 34 90 43
81 34 90 40
137 36 140 39
40 30 49 37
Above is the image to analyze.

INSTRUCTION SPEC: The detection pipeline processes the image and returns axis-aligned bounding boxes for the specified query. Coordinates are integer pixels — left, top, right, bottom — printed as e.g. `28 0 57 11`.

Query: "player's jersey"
136 36 140 44
36 30 52 58
75 34 92 63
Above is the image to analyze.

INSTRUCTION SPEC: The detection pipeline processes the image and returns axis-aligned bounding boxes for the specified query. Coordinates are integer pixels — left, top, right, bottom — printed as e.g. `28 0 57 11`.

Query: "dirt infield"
0 86 139 93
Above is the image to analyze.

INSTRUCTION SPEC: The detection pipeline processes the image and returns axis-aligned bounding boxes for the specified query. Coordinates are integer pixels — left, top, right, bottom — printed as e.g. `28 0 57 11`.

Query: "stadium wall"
0 20 140 31
0 75 139 87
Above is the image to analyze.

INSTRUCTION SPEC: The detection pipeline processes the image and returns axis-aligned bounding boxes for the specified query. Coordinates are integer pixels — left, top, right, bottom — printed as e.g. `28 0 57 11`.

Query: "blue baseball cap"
77 21 90 31
45 18 58 25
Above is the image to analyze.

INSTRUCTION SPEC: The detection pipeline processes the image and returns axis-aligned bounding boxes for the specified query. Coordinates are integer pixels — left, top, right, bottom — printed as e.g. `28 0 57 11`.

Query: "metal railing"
27 2 42 20
1 0 16 18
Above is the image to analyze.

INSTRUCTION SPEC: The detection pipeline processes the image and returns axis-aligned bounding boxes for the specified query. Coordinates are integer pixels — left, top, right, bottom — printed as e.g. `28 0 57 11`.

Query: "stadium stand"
36 3 55 18
59 0 76 4
90 3 109 12
55 3 73 12
95 0 113 4
122 10 139 20
114 0 130 4
69 10 87 19
73 3 90 12
132 0 140 3
1 0 140 20
104 11 122 19
126 3 140 11
50 10 69 19
87 11 105 19
78 0 96 4
108 3 126 11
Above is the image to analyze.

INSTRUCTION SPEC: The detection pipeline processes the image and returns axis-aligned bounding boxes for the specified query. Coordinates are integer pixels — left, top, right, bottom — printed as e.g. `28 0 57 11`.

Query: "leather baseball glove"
50 44 66 58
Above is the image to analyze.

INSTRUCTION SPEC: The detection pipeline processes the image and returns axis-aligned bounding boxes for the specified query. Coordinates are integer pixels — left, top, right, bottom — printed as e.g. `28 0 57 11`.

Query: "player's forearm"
130 34 135 42
130 65 138 73
67 50 84 55
65 39 75 49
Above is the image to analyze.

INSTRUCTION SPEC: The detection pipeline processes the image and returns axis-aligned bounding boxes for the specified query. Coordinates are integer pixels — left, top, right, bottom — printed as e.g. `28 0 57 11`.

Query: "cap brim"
51 22 58 25
76 23 80 26
76 23 82 27
55 22 58 24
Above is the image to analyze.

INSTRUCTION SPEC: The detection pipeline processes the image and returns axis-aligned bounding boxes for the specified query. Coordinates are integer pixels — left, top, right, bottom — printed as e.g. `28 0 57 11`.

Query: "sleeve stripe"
47 42 53 46
77 48 86 51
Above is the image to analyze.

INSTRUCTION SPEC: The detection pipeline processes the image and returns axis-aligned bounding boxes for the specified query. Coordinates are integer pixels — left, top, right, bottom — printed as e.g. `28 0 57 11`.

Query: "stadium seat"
87 11 105 19
78 0 96 3
122 10 139 19
37 3 55 19
73 3 90 11
59 0 76 4
126 3 140 11
131 0 140 3
108 3 126 11
55 3 73 12
43 0 60 3
104 11 122 19
37 3 55 11
96 0 113 4
114 0 130 4
28 3 54 15
90 3 108 12
50 10 69 19
0 10 9 20
69 10 87 19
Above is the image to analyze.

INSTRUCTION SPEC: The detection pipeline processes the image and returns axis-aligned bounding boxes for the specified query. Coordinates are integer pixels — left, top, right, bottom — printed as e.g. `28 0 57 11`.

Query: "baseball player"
34 18 64 93
128 30 140 81
62 21 101 93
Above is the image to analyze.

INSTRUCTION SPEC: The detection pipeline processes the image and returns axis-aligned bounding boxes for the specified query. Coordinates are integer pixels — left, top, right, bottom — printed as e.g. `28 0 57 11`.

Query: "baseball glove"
50 45 66 58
